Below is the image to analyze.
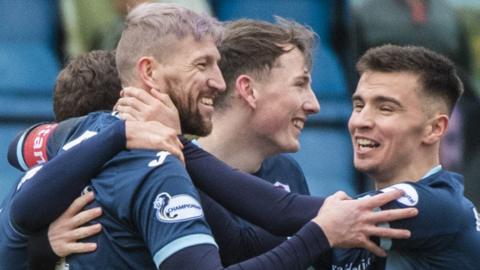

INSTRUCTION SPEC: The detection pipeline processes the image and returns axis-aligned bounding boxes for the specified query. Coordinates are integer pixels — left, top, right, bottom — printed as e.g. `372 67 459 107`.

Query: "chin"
280 142 300 153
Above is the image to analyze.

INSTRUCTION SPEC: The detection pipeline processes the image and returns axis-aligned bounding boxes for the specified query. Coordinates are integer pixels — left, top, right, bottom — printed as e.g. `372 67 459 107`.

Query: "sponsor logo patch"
273 181 291 192
381 183 419 206
153 192 203 223
148 151 170 167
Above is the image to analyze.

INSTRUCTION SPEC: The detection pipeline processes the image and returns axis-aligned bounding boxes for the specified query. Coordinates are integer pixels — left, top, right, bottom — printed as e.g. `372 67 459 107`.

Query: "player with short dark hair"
313 45 479 269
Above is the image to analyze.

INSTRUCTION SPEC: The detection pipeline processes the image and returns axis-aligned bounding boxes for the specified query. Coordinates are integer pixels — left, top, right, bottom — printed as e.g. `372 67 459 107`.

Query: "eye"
379 105 394 113
196 62 207 71
294 81 306 87
352 101 364 111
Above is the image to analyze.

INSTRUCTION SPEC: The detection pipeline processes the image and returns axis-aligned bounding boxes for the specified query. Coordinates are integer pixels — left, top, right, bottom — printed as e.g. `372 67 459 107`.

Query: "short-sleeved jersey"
325 169 480 270
31 112 217 269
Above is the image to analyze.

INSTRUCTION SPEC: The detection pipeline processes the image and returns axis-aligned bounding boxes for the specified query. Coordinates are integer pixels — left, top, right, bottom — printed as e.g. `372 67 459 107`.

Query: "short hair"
356 44 464 115
53 50 121 122
215 18 316 110
116 2 222 85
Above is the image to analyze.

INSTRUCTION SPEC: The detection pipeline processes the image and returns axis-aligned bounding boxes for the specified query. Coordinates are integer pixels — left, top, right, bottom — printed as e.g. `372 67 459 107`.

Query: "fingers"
64 192 95 217
73 223 102 240
122 87 157 106
363 189 404 208
71 207 102 228
158 137 184 164
116 97 144 114
330 191 352 200
150 88 176 109
61 242 98 255
367 207 418 224
361 239 387 257
364 225 411 239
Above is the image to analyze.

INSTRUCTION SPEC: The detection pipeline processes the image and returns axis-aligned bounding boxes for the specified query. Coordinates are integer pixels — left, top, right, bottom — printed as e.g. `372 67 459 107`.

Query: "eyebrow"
293 74 311 83
352 94 403 107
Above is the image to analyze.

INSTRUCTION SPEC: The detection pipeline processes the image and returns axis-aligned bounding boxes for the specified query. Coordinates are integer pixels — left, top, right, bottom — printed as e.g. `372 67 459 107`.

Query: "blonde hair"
116 2 222 85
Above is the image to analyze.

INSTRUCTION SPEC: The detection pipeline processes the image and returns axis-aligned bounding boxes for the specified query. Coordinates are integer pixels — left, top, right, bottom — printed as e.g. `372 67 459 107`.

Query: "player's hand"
125 120 184 163
312 189 418 257
48 192 102 257
115 87 181 134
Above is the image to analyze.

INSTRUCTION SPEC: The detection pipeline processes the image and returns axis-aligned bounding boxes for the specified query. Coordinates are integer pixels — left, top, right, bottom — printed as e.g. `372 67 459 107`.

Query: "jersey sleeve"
181 139 324 236
199 191 285 265
10 120 126 234
126 152 217 268
7 123 57 171
376 181 463 251
7 116 87 172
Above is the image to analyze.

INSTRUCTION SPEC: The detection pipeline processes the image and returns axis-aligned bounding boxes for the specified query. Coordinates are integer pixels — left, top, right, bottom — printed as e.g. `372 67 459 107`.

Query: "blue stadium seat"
0 0 60 120
291 99 357 197
211 0 348 98
0 123 32 202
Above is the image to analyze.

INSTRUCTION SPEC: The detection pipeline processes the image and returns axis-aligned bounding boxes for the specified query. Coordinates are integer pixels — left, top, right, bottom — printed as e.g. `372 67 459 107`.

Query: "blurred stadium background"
1 0 479 207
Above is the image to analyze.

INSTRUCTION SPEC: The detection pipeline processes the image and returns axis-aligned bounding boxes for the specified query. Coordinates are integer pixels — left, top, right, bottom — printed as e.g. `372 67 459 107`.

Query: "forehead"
270 47 310 79
164 34 221 63
355 71 421 101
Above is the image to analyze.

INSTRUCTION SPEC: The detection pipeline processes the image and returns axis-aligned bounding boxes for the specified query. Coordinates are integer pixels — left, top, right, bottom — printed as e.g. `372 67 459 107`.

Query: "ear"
235 75 257 109
137 56 159 90
423 114 449 145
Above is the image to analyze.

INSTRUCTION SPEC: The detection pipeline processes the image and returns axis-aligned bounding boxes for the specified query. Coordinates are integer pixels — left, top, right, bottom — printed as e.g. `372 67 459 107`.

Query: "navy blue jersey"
37 112 217 269
254 154 310 195
0 178 30 270
324 169 480 270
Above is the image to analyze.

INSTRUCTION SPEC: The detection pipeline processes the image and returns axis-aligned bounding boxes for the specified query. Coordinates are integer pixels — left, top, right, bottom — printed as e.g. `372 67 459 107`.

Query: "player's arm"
10 120 183 234
8 122 58 171
9 120 127 234
199 191 285 265
182 139 418 256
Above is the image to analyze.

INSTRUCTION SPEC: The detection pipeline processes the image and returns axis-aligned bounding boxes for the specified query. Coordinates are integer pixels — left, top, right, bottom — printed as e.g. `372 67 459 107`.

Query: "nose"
208 65 226 92
303 87 320 115
348 105 374 132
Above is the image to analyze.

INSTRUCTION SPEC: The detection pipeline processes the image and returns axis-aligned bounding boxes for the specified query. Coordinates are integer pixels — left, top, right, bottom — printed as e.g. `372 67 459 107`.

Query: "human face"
153 35 226 136
250 47 320 154
348 71 430 183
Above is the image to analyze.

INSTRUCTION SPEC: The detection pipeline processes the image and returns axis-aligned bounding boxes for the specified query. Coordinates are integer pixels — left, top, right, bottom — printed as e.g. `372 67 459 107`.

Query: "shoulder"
261 154 309 194
103 150 191 188
263 154 303 172
376 171 467 232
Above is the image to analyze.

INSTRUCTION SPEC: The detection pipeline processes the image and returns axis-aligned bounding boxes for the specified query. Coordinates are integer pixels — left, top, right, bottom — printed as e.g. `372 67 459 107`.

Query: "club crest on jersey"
153 192 203 223
381 183 419 206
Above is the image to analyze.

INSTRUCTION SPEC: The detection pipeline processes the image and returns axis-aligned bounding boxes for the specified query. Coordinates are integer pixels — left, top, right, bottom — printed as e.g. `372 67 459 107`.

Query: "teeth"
293 119 304 129
357 138 379 148
200 97 213 106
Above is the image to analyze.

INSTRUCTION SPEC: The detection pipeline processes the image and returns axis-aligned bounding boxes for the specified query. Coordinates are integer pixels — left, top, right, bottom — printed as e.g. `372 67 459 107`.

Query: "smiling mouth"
200 97 214 106
357 137 380 151
293 119 305 130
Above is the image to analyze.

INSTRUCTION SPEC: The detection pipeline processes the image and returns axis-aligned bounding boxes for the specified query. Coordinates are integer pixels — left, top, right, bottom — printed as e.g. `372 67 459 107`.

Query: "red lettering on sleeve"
23 124 58 168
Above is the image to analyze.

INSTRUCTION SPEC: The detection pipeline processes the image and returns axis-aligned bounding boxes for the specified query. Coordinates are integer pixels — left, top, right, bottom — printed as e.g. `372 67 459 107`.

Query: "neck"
198 111 267 173
373 148 440 189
